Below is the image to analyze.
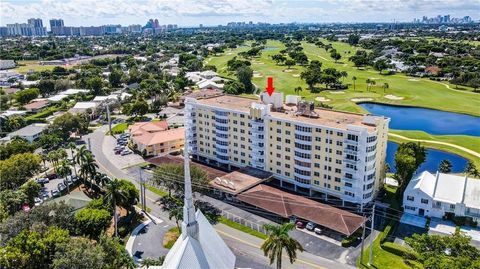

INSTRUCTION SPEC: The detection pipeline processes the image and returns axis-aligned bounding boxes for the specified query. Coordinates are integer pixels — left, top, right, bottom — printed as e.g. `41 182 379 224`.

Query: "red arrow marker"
266 76 275 96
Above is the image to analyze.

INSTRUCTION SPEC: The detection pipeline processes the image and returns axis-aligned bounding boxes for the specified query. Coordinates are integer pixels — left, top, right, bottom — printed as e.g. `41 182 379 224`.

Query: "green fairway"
389 130 480 167
207 39 480 116
13 60 75 74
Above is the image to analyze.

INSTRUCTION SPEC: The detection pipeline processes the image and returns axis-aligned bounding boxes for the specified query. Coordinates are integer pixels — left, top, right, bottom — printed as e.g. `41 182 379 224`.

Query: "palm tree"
68 142 78 178
294 86 302 95
104 179 127 237
352 76 357 91
57 160 72 193
438 159 452 173
340 71 348 82
261 223 304 269
94 172 111 188
141 257 165 268
168 206 183 230
382 82 389 93
365 78 371 91
79 152 98 189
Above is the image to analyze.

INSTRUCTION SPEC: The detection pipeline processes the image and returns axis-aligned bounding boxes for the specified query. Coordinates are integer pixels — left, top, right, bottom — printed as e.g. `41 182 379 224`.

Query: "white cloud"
0 0 477 26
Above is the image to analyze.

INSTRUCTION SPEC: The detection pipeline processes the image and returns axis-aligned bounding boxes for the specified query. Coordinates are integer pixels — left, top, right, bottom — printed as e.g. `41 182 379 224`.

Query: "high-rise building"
27 18 46 36
49 19 64 29
7 23 33 36
185 93 390 207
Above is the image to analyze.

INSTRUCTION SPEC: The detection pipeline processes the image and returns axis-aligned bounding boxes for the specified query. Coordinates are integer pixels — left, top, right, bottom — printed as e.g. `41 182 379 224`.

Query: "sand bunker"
283 69 294 73
408 79 420 82
351 98 373 102
315 97 330 102
329 91 345 94
384 94 404 100
292 74 300 77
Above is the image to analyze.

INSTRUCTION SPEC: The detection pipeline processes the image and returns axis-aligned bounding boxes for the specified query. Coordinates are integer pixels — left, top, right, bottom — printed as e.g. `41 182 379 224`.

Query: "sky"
1 0 478 28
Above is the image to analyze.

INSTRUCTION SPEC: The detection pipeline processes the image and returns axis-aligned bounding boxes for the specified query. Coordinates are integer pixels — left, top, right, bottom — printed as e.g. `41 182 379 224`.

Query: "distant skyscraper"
50 19 64 28
27 18 46 36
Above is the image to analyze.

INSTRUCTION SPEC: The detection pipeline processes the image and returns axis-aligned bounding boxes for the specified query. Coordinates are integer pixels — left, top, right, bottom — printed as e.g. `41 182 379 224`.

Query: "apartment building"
185 93 389 207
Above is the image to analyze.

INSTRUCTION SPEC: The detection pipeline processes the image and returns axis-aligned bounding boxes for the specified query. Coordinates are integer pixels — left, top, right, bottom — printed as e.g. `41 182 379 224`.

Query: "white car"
34 197 43 206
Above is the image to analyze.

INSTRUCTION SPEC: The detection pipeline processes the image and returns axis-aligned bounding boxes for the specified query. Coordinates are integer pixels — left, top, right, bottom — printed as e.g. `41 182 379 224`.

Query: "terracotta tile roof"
23 99 49 111
131 127 184 146
128 121 169 135
209 167 272 195
237 184 366 236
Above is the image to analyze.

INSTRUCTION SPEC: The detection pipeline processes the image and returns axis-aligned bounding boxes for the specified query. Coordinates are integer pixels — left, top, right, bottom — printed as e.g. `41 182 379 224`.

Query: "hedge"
382 242 418 260
379 219 398 244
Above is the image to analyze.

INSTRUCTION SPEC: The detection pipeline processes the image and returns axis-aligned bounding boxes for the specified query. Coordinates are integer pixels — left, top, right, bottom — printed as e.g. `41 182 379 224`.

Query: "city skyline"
1 0 478 27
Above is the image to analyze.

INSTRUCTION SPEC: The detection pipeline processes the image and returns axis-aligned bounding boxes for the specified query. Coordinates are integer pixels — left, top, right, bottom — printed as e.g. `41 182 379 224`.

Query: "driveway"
429 218 456 235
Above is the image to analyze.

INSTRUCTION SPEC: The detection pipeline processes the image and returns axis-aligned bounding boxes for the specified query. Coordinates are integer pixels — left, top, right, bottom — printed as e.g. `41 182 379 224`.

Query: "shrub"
118 226 128 237
382 242 418 260
341 235 360 247
75 208 112 238
379 219 397 244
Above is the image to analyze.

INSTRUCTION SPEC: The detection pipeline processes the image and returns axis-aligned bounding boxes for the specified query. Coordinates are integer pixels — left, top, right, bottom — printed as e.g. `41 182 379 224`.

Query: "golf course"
206 39 480 166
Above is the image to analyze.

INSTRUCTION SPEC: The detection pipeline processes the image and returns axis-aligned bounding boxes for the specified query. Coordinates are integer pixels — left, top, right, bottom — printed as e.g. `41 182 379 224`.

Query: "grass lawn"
163 227 180 249
219 217 268 240
206 39 480 116
110 123 128 134
145 185 168 197
389 130 480 167
13 60 75 74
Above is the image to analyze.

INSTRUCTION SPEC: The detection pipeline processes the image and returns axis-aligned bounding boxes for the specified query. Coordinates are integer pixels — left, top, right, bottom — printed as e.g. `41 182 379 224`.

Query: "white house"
403 171 480 222
7 123 48 143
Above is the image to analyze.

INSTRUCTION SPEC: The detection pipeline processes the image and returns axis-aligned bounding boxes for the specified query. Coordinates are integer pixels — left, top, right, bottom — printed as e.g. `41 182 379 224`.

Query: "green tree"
104 179 127 237
394 142 427 197
236 65 254 93
52 237 105 269
405 232 480 269
37 79 56 97
223 80 245 95
465 161 480 177
109 69 123 87
438 159 452 173
79 151 98 188
347 34 360 45
330 50 341 63
19 180 41 207
382 82 389 92
75 207 111 239
0 153 41 189
261 223 304 269
128 98 149 117
15 88 40 105
284 59 295 69
294 86 302 95
352 76 357 91
153 163 209 195
168 206 183 230
87 76 103 95
98 234 135 269
141 257 165 268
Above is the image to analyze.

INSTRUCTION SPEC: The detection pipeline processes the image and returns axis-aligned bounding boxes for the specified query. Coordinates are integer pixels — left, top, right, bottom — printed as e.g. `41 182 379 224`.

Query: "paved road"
86 126 356 269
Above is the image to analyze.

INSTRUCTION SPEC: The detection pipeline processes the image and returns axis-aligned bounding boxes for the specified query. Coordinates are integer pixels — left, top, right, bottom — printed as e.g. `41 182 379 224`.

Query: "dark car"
46 173 57 180
296 221 305 229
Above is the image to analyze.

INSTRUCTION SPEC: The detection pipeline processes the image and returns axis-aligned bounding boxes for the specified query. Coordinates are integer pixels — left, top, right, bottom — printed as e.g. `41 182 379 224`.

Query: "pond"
386 141 469 173
359 103 480 136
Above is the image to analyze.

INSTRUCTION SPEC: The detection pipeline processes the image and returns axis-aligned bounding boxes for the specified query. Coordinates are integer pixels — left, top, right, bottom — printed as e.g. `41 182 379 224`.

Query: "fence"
220 209 267 235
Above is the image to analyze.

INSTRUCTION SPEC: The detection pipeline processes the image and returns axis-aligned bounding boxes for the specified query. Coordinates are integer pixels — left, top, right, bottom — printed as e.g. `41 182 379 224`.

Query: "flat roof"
237 184 366 236
9 123 48 137
210 167 272 195
195 95 378 131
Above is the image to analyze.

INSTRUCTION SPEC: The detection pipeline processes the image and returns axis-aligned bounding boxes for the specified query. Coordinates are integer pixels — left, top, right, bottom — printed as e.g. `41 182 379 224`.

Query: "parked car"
57 183 66 191
306 221 316 231
314 227 322 235
34 197 43 206
51 190 60 197
46 173 57 180
121 150 132 156
296 221 305 229
64 179 73 186
36 177 49 184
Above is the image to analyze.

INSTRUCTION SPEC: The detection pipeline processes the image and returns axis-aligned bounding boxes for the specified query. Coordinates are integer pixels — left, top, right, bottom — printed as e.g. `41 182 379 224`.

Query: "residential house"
403 171 480 222
7 123 48 143
68 101 100 117
23 99 49 112
128 121 184 157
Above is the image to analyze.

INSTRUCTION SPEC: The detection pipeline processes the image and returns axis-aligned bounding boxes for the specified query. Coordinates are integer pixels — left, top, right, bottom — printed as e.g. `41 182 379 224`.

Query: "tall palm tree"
94 172 111 188
104 179 127 237
57 159 72 193
438 159 452 173
352 76 357 91
383 82 389 93
67 142 78 177
261 223 304 269
79 152 98 189
294 86 302 95
340 71 348 82
365 78 371 91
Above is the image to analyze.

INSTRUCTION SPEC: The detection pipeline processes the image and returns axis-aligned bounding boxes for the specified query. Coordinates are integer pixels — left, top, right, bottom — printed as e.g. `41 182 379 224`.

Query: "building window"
407 196 414 201
421 199 429 204
335 186 340 191
405 206 416 211
450 204 455 210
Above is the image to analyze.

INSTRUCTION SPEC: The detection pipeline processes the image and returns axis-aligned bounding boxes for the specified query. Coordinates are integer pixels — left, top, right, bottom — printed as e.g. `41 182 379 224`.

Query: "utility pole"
360 213 367 263
106 103 112 136
139 169 146 212
368 204 376 266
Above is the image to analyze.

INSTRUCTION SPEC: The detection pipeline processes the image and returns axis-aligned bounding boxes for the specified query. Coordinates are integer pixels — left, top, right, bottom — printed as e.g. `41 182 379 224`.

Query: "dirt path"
389 133 480 158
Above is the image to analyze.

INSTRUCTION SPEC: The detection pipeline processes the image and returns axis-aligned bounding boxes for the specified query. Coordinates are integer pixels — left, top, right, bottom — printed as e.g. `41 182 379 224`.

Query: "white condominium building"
185 93 389 207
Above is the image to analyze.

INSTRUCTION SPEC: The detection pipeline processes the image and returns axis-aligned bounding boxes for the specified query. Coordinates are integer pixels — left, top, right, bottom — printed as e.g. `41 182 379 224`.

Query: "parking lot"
103 133 144 170
35 174 80 206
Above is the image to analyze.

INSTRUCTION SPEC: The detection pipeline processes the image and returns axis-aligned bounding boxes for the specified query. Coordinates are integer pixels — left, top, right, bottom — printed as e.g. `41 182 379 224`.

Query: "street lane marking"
216 229 326 269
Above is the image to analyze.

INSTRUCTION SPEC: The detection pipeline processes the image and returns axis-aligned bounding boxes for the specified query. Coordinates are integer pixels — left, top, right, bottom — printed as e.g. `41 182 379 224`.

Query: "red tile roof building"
128 121 185 157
